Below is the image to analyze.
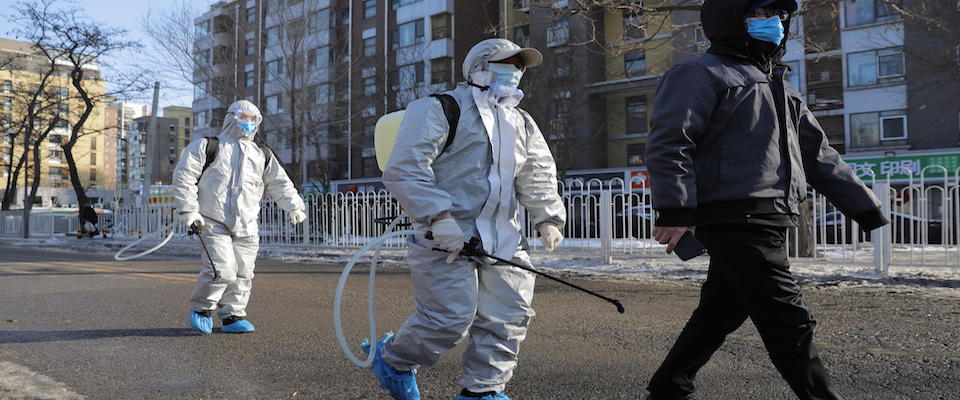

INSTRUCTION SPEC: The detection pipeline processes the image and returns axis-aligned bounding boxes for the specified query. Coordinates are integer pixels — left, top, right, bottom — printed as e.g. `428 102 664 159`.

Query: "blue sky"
1 0 213 109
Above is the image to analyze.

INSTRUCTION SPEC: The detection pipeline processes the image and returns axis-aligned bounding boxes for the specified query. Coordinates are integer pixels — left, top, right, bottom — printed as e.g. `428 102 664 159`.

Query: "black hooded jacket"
645 0 888 230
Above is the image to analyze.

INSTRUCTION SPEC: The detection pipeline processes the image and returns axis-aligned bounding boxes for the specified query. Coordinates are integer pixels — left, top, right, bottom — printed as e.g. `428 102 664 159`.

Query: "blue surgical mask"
238 121 257 135
486 63 523 88
746 16 785 44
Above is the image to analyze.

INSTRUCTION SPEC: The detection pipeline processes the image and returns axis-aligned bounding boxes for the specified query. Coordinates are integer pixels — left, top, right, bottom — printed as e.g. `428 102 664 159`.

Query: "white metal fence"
0 209 80 237
4 173 959 272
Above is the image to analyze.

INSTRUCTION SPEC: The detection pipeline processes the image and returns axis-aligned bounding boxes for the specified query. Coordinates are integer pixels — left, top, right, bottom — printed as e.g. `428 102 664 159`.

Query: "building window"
90 138 97 150
309 46 331 67
513 25 530 47
625 51 646 76
391 0 422 9
430 58 452 85
246 38 256 56
844 0 900 27
246 7 256 23
847 48 904 87
623 10 645 40
364 0 377 18
393 19 425 49
195 19 211 37
694 27 709 53
194 49 212 66
194 111 208 128
1 97 11 112
265 95 282 115
363 37 376 57
55 87 68 100
625 96 648 135
89 169 97 182
627 143 645 166
266 59 283 81
364 77 377 95
89 153 96 165
362 156 379 176
547 18 569 48
194 81 207 100
309 9 331 32
784 61 801 90
245 71 255 87
0 80 11 93
397 62 424 90
850 110 906 148
57 103 69 116
314 84 330 105
266 26 280 47
431 14 451 40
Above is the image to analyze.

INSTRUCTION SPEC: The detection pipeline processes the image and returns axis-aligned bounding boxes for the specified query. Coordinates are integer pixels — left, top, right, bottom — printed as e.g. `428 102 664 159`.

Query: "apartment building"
130 116 180 187
790 0 960 182
0 37 107 207
501 1 702 174
498 0 959 185
107 101 149 193
163 106 194 153
192 0 499 188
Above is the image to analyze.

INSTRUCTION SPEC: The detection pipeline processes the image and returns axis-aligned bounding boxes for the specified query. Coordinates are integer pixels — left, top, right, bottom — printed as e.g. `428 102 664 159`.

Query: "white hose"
113 223 178 261
333 215 423 367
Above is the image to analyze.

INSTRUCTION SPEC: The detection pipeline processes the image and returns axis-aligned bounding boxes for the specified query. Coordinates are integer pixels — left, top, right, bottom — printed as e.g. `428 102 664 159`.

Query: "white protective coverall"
381 38 566 394
172 101 305 319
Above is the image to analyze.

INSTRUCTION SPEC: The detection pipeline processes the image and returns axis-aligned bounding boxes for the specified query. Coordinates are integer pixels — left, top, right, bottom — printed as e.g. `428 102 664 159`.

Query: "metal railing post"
599 188 613 263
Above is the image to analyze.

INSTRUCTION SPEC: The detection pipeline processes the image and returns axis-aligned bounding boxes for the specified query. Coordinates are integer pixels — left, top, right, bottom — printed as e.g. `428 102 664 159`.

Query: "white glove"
430 217 464 263
179 212 205 230
538 224 563 252
289 209 307 225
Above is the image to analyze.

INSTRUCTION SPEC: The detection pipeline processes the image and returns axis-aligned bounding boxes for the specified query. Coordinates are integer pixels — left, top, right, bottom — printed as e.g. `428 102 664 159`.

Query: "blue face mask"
746 16 785 44
238 121 258 135
486 63 523 88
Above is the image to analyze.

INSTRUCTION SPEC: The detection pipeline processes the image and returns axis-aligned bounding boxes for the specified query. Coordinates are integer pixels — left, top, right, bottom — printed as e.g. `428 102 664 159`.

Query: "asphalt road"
0 244 957 400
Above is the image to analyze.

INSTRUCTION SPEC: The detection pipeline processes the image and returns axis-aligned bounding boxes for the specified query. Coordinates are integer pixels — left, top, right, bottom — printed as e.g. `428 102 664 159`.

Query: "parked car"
582 204 656 239
815 211 944 244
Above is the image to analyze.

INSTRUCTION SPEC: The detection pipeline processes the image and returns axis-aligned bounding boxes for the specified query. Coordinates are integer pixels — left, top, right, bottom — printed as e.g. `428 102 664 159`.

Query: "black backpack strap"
429 93 460 155
259 143 275 172
198 137 219 184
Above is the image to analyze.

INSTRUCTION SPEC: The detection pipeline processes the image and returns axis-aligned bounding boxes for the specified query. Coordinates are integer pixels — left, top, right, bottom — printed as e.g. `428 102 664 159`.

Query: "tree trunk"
64 69 95 209
789 198 815 257
2 150 26 210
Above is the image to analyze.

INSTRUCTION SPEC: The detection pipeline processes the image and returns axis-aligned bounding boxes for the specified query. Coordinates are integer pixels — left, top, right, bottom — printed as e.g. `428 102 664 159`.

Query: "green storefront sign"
844 153 960 180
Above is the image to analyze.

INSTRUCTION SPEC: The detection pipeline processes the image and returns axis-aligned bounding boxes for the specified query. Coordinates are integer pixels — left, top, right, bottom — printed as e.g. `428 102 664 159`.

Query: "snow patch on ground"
3 236 958 295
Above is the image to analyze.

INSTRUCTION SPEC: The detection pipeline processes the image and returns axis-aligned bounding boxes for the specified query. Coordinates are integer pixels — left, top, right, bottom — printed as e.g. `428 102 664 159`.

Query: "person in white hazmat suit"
364 38 566 400
172 100 306 334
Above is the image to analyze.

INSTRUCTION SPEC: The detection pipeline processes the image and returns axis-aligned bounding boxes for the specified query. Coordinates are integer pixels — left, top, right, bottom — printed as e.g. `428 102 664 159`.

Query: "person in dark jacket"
644 0 888 399
79 202 99 238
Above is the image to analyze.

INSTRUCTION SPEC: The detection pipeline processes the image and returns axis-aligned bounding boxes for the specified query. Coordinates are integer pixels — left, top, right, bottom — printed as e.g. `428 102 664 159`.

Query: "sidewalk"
2 235 958 296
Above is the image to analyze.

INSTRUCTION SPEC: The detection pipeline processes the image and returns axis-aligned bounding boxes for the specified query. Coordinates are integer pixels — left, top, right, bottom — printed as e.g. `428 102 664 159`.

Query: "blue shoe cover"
221 319 255 333
360 332 421 400
190 310 213 334
454 393 511 400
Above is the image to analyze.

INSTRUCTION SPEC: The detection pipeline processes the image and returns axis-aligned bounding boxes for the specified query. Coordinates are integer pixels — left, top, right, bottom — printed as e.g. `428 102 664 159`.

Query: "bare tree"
141 0 244 107
11 0 147 209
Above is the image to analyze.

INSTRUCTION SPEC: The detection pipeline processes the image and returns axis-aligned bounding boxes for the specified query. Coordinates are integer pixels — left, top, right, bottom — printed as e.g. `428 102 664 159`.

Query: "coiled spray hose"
333 214 421 367
333 216 627 367
113 223 177 261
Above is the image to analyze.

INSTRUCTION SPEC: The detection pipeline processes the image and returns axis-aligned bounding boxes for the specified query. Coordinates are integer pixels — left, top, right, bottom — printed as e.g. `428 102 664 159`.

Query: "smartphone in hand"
674 230 708 261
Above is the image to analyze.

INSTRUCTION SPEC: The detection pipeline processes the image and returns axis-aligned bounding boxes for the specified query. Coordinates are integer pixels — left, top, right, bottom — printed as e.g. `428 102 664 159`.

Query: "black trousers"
647 224 842 400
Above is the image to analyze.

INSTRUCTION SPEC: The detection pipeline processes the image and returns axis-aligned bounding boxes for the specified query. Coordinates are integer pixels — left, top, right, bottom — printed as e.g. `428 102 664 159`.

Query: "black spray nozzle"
188 223 219 281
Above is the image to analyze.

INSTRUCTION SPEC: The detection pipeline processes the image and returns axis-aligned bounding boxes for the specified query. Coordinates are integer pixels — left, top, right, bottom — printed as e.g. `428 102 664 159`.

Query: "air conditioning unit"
808 71 832 83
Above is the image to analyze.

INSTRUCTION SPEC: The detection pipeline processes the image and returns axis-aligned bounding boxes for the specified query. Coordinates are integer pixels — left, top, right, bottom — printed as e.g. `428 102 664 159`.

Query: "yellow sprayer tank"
374 110 405 172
